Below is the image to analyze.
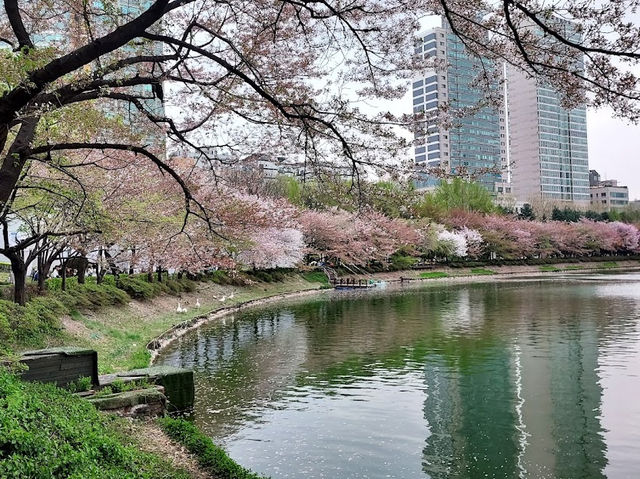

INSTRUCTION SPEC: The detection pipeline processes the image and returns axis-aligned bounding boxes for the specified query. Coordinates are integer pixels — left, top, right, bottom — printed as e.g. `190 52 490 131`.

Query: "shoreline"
147 287 331 363
147 259 640 363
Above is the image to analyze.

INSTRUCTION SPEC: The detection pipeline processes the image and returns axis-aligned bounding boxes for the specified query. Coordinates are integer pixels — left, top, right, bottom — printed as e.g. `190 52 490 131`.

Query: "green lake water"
156 272 640 478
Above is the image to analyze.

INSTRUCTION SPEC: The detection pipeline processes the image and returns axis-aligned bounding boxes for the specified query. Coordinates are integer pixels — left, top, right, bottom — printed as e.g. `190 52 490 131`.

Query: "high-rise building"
507 21 590 206
412 20 506 191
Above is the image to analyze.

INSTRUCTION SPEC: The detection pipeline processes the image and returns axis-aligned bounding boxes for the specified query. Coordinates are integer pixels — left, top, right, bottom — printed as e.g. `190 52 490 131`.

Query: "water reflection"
157 272 640 478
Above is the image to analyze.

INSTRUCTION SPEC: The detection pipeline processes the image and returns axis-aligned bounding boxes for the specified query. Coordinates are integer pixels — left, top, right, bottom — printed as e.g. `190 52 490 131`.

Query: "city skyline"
412 15 638 203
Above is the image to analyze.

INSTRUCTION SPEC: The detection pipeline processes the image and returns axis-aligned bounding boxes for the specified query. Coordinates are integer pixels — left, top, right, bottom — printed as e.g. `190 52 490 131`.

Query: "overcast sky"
587 109 639 200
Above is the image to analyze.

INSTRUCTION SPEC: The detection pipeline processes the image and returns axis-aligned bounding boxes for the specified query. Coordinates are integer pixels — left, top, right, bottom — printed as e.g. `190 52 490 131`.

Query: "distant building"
589 178 629 211
221 154 353 182
589 170 601 187
411 20 506 192
244 154 308 180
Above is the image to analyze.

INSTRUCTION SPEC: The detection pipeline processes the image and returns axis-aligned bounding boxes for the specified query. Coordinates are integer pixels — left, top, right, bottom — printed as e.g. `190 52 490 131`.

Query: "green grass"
597 261 619 269
419 271 449 279
159 417 268 479
60 274 324 373
0 271 323 372
539 265 562 272
0 370 191 479
470 268 496 275
301 270 330 285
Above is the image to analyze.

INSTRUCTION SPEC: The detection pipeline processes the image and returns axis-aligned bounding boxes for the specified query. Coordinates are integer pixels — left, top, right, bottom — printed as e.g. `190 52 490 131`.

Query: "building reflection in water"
157 275 640 478
422 282 609 479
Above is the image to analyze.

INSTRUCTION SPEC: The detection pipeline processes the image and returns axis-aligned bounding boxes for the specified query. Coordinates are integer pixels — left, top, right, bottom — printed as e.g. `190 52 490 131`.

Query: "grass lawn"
419 271 449 279
469 268 496 275
598 261 619 269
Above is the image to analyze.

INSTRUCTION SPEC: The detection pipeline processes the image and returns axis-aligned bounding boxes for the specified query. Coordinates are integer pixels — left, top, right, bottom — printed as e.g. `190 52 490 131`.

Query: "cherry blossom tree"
237 228 305 270
435 229 468 258
2 0 640 244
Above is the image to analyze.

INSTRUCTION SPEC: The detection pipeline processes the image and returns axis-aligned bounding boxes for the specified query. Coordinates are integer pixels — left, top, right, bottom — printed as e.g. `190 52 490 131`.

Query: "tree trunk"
61 261 67 291
147 268 153 283
77 261 86 284
129 248 135 274
0 117 38 210
96 248 103 284
9 256 27 305
37 254 46 293
37 259 54 293
157 266 162 283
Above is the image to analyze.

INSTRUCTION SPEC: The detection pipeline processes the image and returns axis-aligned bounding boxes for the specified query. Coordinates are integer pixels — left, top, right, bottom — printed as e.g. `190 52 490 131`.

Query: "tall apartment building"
507 22 590 206
412 21 506 191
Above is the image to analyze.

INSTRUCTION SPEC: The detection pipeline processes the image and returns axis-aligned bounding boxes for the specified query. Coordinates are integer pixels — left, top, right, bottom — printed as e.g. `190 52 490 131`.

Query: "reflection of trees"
158 308 311 438
154 278 636 476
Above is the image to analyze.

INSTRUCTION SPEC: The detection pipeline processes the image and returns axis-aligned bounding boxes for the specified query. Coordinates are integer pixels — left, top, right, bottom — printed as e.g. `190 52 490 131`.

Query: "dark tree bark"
77 264 86 284
0 117 38 211
61 260 67 291
37 253 46 292
6 253 27 305
0 0 171 206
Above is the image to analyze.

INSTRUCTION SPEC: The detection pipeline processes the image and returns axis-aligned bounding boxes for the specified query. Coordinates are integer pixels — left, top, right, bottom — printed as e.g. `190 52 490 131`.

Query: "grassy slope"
16 273 326 373
159 418 267 479
0 370 192 479
1 272 327 478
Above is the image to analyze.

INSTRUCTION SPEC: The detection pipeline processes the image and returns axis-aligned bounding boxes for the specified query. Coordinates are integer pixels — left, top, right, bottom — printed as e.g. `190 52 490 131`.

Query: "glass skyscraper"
412 21 506 191
507 20 590 205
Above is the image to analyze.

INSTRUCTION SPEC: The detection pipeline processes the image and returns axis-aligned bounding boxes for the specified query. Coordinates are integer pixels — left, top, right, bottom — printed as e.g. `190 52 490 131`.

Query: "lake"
156 272 640 478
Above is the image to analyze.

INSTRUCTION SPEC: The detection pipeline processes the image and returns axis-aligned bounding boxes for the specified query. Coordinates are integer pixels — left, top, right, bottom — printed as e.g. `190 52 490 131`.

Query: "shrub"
54 283 130 310
0 298 63 347
208 270 232 285
390 254 419 271
177 277 197 292
67 376 93 393
107 378 151 394
253 271 273 282
116 276 156 299
158 417 268 479
95 385 114 397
